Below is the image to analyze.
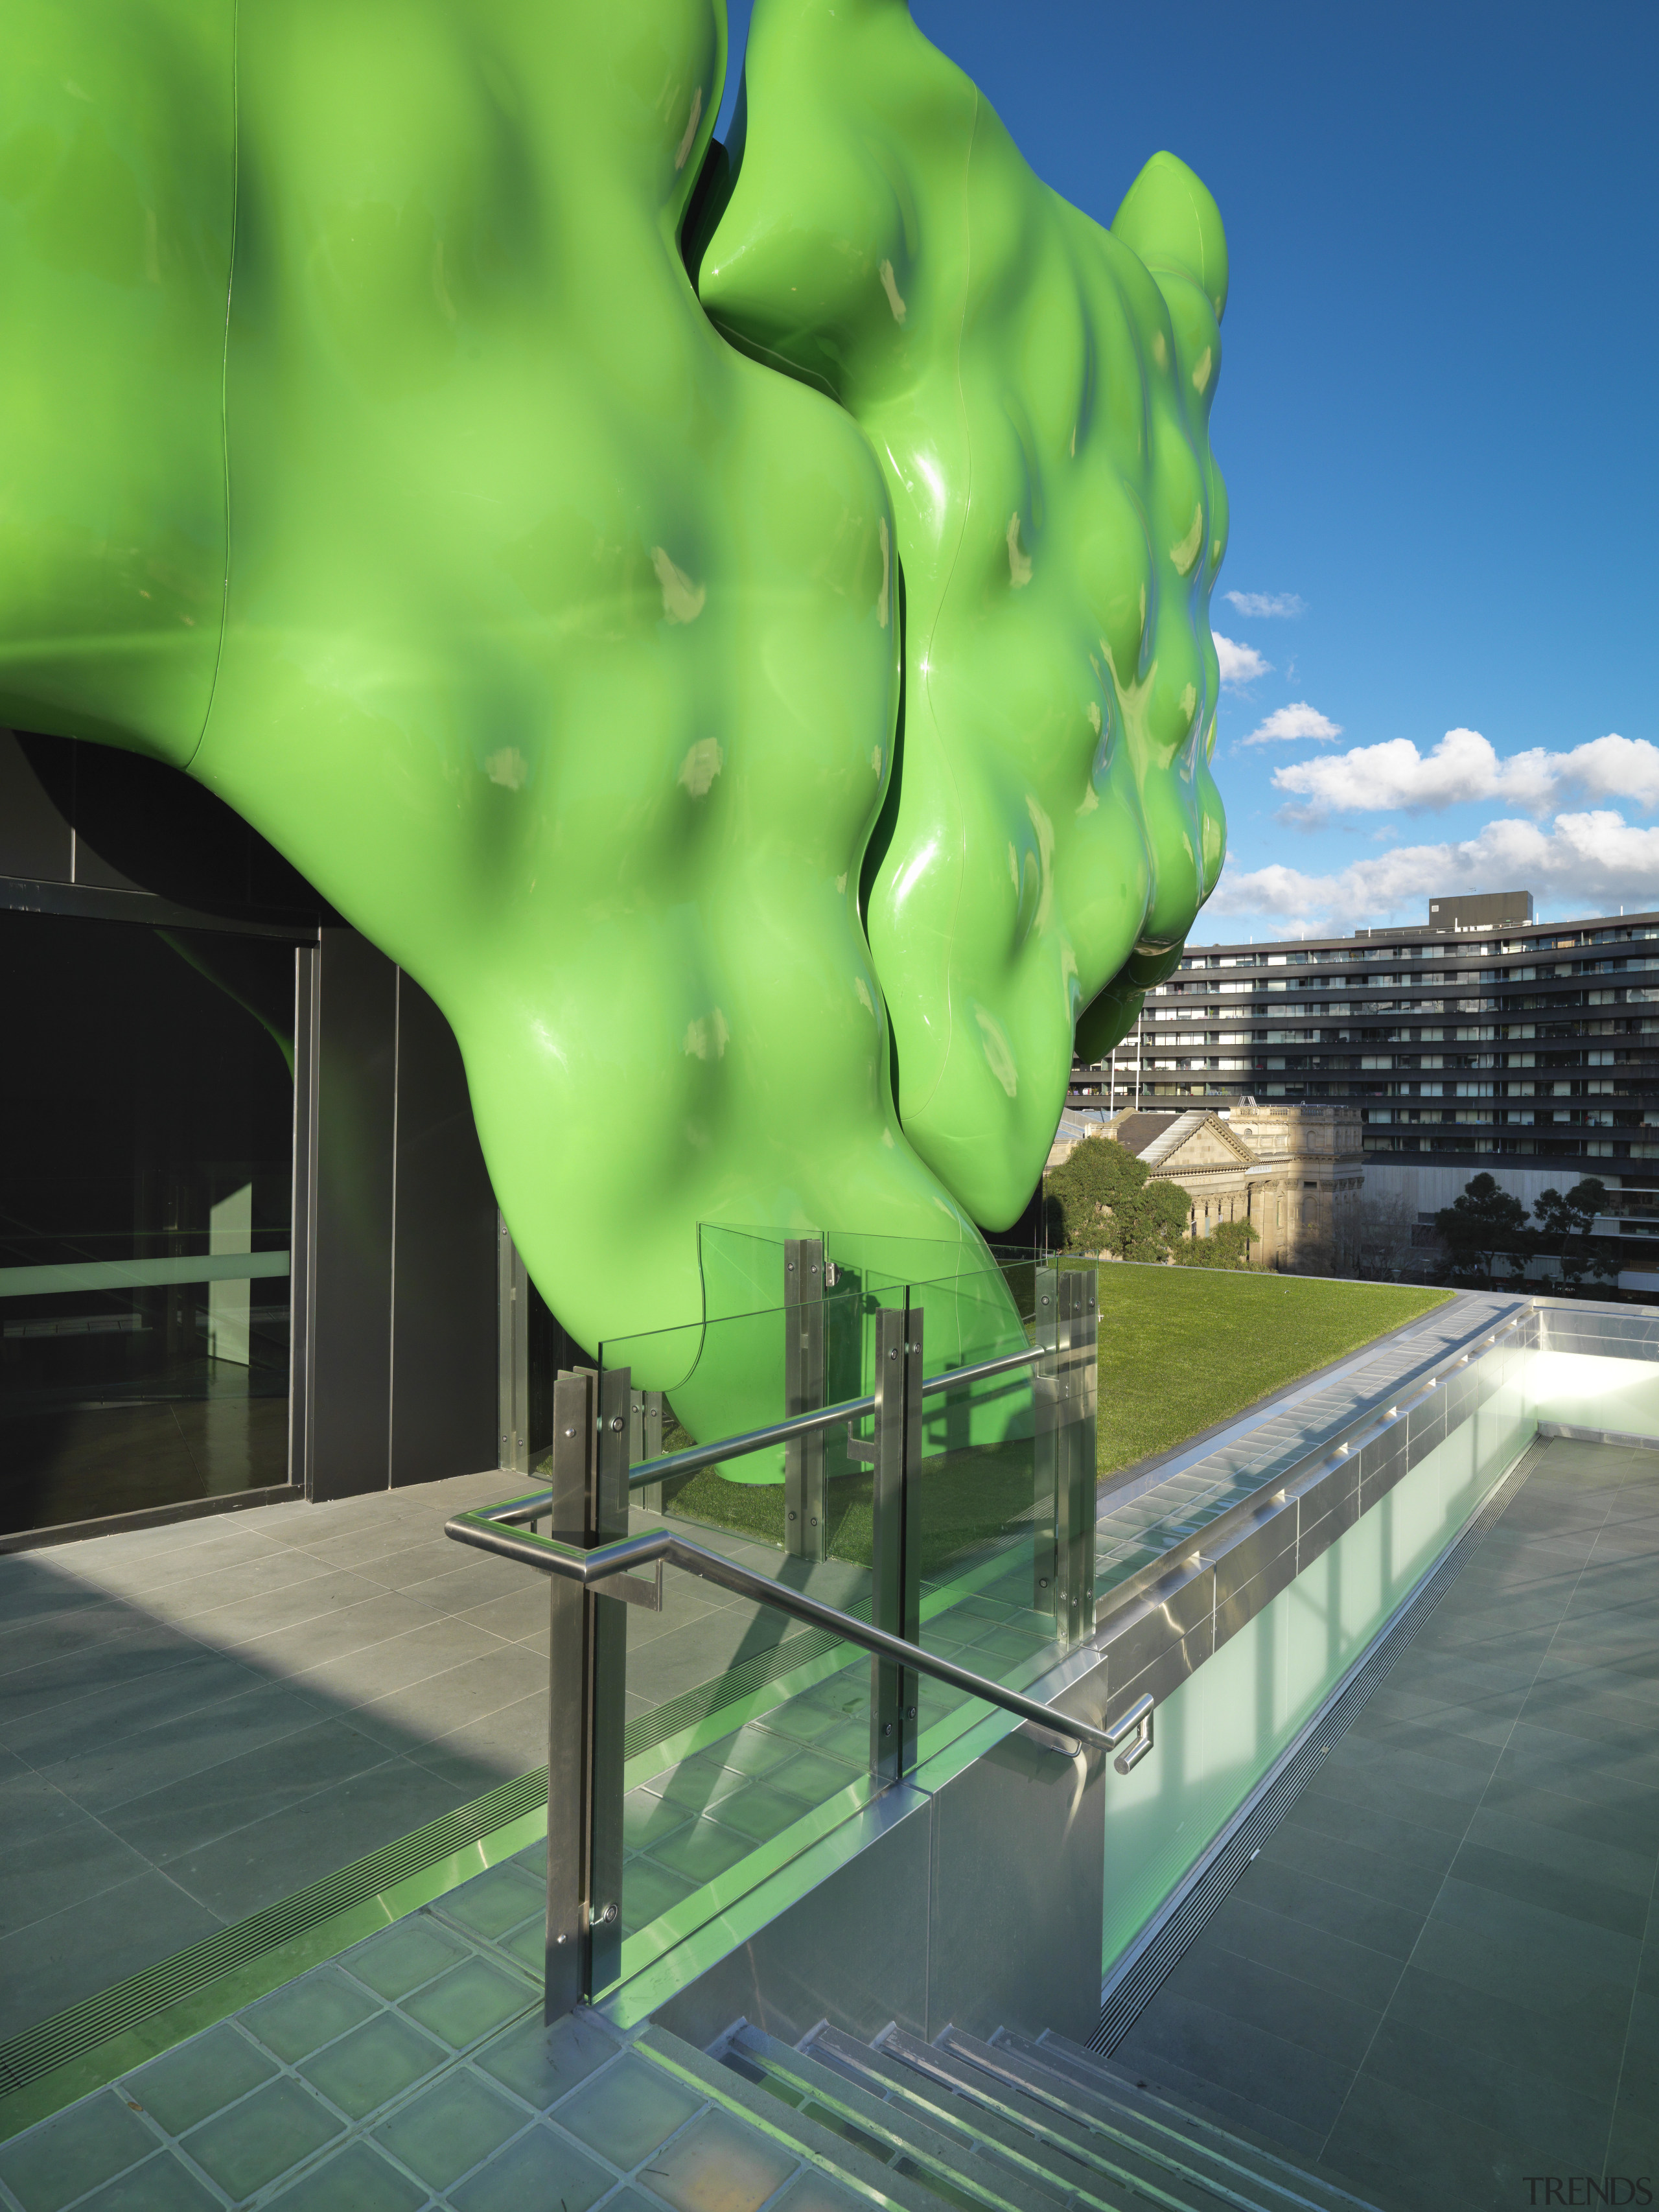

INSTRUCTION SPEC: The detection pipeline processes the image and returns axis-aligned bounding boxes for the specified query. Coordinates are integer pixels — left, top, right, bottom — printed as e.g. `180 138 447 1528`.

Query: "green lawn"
648 1266 1452 1551
1087 1264 1451 1478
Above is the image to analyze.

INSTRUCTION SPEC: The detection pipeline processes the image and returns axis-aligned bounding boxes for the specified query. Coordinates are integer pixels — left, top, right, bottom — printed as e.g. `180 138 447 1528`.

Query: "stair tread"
728 2023 1070 2212
980 2031 1377 2212
1030 2036 1382 2212
634 2024 944 2212
869 2022 1256 2212
809 2025 1134 2209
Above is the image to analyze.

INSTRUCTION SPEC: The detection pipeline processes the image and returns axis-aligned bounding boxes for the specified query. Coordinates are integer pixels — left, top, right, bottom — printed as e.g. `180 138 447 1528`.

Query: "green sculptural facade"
0 0 1228 1441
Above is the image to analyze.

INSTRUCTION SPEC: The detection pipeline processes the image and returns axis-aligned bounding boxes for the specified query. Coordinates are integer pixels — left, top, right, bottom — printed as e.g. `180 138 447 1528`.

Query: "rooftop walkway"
1107 1431 1659 2208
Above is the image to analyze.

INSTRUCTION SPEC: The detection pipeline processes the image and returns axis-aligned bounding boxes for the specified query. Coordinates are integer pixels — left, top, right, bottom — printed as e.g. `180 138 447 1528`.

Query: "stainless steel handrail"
444 1497 1110 1758
485 1342 1043 1519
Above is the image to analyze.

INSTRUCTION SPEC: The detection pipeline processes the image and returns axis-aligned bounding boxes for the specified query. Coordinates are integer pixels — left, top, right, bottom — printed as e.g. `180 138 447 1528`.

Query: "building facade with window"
1072 892 1659 1285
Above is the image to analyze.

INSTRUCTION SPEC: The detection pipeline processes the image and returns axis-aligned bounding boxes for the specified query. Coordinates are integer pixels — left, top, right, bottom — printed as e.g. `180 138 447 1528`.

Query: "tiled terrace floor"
0 1471 868 2047
1112 1433 1659 2211
0 1840 863 2212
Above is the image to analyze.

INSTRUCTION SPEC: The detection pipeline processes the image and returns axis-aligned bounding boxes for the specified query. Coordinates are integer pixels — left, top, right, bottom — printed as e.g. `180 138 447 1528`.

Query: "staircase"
632 2012 1385 2212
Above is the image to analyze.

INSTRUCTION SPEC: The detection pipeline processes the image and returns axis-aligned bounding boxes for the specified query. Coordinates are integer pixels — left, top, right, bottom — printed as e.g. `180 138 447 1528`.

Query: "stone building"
1047 1097 1365 1274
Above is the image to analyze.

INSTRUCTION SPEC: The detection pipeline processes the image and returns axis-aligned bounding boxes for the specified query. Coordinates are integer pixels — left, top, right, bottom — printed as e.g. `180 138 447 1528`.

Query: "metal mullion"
868 1300 922 1783
784 1237 826 1559
1032 1264 1060 1615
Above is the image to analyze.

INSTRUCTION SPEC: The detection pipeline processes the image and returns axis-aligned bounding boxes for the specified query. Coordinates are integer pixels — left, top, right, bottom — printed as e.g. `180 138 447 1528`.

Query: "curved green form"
699 0 1229 1228
0 0 1232 1452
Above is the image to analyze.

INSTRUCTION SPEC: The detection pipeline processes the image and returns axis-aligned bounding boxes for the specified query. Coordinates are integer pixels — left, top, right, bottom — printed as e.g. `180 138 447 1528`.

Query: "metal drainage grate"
1091 1438 1547 2056
0 1626 863 2103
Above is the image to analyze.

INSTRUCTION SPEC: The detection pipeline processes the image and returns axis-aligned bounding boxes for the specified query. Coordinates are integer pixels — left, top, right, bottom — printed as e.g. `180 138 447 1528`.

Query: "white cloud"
1224 590 1306 619
1210 809 1659 934
1271 726 1659 821
1240 701 1343 747
1212 632 1271 688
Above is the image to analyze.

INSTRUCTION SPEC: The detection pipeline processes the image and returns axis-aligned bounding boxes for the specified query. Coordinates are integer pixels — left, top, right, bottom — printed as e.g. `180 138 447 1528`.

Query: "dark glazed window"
1 911 299 1535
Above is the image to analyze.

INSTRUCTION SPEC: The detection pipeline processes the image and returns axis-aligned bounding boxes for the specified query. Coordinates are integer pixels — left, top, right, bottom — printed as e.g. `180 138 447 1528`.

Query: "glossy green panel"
0 0 231 752
193 0 955 1387
701 0 1229 1226
4 0 1257 1426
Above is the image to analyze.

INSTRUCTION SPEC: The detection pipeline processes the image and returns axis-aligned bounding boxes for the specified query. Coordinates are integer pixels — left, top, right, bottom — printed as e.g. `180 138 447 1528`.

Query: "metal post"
868 1303 922 1784
630 1389 665 1513
544 1362 629 2021
1055 1271 1098 1643
496 1213 528 1474
784 1237 826 1559
1032 1264 1060 1616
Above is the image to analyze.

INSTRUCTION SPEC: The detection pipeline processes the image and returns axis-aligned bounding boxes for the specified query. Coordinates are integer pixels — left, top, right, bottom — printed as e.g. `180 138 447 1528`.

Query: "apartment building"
1073 891 1659 1285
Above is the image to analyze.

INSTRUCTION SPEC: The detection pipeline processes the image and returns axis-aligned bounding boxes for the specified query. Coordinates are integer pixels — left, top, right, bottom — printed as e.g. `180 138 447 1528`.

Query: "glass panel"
0 911 297 1535
597 1247 1039 1990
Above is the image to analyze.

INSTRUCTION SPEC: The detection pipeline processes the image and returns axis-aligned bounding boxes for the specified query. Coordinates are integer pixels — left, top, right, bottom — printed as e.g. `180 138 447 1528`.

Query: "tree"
1434 1172 1528 1286
1533 1178 1618 1295
1356 1189 1413 1280
1043 1137 1192 1263
1172 1216 1260 1270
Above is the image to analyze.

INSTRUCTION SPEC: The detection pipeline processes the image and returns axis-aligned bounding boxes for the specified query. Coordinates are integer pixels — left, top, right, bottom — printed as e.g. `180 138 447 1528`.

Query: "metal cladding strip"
874 2023 1205 2212
1089 1299 1531 1675
932 2027 1292 2212
445 1509 1113 1758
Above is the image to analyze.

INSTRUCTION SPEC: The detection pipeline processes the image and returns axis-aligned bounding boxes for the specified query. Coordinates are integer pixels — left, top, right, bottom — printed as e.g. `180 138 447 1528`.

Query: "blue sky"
716 1 1659 940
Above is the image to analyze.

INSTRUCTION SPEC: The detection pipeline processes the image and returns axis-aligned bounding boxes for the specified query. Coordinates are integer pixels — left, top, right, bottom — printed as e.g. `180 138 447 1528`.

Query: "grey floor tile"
182 2073 343 2198
1448 1834 1650 1938
1232 1853 1429 1961
182 1568 405 1651
262 2137 428 2212
410 1693 549 1791
371 2065 525 2190
450 2120 614 2212
223 1590 456 1681
126 2020 278 2135
284 1614 516 1707
35 1678 331 1817
0 2090 156 2212
0 1598 146 1680
347 1644 550 1752
472 2009 618 2112
164 1758 471 1922
243 1967 383 2062
0 1648 272 1765
1322 2064 1576 2212
1463 1799 1656 1898
0 1626 211 1732
1257 1817 1452 1916
297 2008 448 2118
1360 2012 1615 2173
557 2050 701 2169
1 1800 154 1942
1162 1937 1384 2069
1383 1961 1627 2104
75 2148 223 2211
99 1717 397 1865
1111 1987 1356 2141
0 1869 223 2043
